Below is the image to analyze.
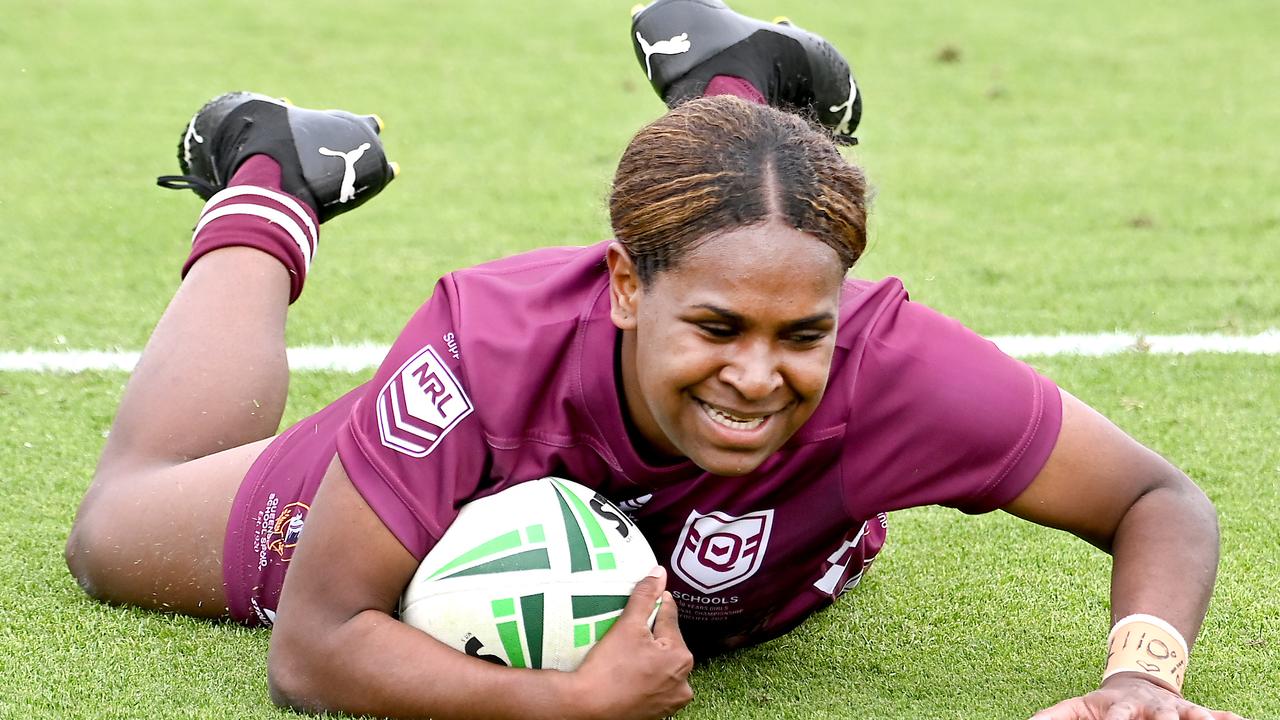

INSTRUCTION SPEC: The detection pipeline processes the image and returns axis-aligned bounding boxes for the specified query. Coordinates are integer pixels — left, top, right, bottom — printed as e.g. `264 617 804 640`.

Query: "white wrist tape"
1103 614 1190 694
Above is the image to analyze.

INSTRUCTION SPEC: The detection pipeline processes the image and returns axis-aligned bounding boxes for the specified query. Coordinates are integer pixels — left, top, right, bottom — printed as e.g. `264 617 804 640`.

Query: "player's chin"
684 437 781 477
695 452 770 477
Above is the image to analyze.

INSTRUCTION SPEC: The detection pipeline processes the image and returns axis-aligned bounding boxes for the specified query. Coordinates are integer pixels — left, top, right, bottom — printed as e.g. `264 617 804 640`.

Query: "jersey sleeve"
842 298 1064 515
335 274 491 560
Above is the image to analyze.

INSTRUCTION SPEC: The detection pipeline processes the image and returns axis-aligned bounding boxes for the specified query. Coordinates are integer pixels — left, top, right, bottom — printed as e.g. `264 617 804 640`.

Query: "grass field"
1 0 1278 717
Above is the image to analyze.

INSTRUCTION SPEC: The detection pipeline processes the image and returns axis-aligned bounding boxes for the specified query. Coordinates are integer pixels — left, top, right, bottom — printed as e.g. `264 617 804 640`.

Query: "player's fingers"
618 566 667 628
1208 711 1247 720
365 113 384 135
652 591 686 643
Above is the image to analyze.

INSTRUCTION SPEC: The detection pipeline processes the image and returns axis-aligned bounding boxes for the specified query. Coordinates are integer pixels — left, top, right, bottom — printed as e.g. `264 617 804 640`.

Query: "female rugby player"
66 1 1243 718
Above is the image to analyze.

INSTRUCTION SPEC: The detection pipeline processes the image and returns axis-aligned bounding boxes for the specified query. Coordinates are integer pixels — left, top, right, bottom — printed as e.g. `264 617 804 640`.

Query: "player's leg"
67 243 293 617
629 0 863 143
65 94 396 618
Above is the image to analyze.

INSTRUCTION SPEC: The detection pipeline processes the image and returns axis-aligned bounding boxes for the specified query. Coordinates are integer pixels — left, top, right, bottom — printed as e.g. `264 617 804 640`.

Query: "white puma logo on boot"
828 75 859 137
182 116 205 171
317 143 371 203
636 31 691 79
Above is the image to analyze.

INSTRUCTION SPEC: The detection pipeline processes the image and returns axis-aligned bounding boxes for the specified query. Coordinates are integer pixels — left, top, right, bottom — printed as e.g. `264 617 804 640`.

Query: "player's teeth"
700 401 766 430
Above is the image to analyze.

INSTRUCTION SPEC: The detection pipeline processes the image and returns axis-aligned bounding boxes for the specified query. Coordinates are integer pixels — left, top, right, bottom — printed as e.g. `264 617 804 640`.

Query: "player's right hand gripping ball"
157 92 399 223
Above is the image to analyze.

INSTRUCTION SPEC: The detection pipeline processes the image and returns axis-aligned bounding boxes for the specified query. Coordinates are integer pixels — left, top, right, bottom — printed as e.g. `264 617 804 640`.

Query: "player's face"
609 220 845 476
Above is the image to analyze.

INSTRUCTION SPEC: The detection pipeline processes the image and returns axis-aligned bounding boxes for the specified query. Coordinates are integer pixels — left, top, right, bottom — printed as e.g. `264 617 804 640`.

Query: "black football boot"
157 92 398 222
631 0 862 144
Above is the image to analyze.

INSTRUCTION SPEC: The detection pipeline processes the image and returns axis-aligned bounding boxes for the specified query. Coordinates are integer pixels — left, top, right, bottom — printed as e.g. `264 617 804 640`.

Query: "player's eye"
697 322 737 339
787 331 828 345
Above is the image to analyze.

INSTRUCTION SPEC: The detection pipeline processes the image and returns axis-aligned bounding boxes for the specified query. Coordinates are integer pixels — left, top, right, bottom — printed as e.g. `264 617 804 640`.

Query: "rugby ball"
399 477 657 671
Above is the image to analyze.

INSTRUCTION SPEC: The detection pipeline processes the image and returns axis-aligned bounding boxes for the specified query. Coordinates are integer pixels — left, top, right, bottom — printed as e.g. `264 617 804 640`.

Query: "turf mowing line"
1 332 1277 372
990 330 1280 357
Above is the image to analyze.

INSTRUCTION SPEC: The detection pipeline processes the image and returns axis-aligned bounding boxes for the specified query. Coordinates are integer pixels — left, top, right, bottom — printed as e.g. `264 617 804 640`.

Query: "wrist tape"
1103 614 1189 694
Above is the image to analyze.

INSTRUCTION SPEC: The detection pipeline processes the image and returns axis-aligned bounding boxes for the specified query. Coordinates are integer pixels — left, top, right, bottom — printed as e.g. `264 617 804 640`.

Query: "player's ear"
606 242 640 330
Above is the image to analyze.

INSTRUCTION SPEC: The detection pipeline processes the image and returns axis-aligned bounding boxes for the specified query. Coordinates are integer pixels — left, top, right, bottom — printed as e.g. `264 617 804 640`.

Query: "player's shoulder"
836 275 996 356
438 241 611 398
835 275 1043 421
445 240 609 331
832 276 908 350
388 242 609 355
435 241 607 334
451 242 609 290
827 274 1020 406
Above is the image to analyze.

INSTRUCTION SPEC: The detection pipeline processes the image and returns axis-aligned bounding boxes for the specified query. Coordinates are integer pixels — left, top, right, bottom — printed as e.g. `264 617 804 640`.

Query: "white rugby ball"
400 477 656 671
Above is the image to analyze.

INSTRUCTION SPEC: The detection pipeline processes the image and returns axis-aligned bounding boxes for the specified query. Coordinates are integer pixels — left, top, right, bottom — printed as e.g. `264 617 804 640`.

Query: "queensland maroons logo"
377 344 473 457
672 509 774 594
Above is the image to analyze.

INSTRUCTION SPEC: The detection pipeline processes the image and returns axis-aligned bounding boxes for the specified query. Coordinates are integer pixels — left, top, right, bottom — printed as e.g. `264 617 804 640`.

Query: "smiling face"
608 219 845 476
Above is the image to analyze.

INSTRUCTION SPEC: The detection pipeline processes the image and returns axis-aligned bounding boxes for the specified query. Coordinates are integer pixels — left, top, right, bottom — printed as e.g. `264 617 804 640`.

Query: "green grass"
2 357 1276 718
1 0 1278 717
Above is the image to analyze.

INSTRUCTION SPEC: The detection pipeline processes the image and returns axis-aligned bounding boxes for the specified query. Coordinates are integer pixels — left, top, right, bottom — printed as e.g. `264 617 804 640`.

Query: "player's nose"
720 340 783 401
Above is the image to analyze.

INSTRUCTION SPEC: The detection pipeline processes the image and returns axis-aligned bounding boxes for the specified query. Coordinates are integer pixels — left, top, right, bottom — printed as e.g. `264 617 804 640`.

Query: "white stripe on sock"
201 185 318 253
193 204 314 272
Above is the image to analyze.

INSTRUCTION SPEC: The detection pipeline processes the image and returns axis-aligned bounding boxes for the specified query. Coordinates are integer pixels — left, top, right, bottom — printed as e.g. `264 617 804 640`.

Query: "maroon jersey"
226 242 1061 655
331 242 1061 655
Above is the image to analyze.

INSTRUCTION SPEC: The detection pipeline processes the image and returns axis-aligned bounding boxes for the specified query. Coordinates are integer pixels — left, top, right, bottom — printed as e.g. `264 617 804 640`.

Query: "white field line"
1 333 1278 373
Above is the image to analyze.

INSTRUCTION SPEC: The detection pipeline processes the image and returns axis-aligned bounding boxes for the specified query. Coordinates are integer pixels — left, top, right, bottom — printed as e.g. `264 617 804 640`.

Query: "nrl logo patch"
671 508 774 594
377 344 473 457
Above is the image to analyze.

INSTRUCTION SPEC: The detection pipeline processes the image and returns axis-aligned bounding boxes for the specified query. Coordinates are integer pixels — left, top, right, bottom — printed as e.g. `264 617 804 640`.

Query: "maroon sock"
702 75 766 105
181 155 320 303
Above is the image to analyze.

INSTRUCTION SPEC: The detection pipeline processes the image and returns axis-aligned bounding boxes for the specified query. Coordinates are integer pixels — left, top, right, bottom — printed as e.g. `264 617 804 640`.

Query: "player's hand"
1030 675 1247 720
568 566 694 720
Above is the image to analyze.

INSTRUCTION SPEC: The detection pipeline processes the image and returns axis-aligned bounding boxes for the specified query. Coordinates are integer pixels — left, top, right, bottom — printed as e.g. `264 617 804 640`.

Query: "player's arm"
267 456 693 720
1003 389 1241 719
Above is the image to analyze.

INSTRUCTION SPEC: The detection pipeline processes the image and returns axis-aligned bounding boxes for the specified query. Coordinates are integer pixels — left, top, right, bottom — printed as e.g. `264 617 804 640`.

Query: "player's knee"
65 525 100 601
64 491 119 603
65 513 102 600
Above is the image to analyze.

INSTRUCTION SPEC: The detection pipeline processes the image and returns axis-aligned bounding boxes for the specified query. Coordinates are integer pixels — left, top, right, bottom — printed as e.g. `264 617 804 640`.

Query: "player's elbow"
1159 468 1219 536
267 667 311 714
1119 467 1221 555
268 651 319 712
267 621 333 713
266 664 300 712
1183 473 1220 543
